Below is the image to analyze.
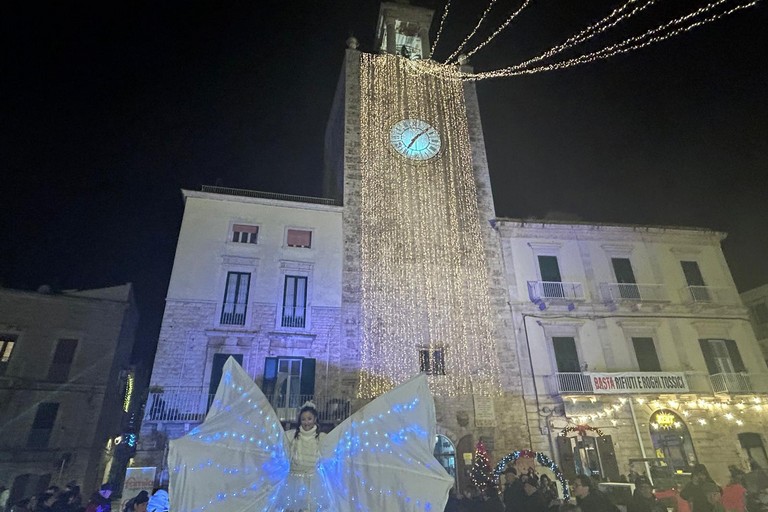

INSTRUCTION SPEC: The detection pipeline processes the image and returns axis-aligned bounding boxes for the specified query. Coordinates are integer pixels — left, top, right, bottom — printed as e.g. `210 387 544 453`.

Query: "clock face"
389 119 442 161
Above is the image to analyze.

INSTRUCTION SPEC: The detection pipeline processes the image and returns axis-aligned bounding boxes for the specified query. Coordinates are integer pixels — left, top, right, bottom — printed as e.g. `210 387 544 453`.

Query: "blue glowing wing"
318 374 453 512
168 357 290 512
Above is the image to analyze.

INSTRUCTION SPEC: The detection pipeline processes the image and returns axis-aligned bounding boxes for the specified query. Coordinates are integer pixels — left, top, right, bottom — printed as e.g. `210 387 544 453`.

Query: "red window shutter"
287 229 312 248
232 224 258 233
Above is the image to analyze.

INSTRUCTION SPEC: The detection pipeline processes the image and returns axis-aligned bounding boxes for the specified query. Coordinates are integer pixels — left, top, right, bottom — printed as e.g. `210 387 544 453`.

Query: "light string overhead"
426 0 762 80
442 0 500 64
450 0 534 63
430 0 453 58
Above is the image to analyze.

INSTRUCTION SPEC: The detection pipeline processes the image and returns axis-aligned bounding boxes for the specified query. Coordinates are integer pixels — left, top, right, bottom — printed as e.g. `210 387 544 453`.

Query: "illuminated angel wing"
168 357 290 512
318 374 454 512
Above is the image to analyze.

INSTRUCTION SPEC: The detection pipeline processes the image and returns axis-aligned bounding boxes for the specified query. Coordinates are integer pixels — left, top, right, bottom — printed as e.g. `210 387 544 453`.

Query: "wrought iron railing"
600 283 667 302
144 389 350 424
681 286 735 305
220 302 247 325
527 281 586 302
710 372 754 394
281 306 306 328
551 372 594 394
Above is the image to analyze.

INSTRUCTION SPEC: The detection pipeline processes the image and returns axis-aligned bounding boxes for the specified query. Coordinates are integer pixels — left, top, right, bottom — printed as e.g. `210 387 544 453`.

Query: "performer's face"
300 410 317 431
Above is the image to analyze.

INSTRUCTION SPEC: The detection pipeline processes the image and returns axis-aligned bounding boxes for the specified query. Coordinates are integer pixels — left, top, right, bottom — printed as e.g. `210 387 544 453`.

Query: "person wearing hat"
681 465 720 512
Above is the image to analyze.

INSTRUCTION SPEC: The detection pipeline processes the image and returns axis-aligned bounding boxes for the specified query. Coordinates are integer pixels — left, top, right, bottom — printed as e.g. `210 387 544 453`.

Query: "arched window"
434 434 457 487
649 409 697 471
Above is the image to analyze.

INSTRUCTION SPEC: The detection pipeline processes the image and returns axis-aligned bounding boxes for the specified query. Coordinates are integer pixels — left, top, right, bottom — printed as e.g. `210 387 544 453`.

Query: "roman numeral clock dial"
389 119 442 161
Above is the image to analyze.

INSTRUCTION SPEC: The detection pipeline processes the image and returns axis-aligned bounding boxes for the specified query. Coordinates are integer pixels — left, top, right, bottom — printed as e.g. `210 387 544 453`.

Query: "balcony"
600 283 668 303
681 286 737 305
144 388 350 424
528 281 586 303
551 372 594 394
709 372 768 394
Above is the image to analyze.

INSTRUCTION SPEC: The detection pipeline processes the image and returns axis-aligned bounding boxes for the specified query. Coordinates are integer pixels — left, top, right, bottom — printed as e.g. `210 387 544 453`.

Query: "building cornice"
183 188 344 213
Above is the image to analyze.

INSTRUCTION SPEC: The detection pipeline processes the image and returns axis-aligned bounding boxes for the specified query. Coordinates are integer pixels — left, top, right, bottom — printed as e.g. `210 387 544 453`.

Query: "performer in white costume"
168 358 453 512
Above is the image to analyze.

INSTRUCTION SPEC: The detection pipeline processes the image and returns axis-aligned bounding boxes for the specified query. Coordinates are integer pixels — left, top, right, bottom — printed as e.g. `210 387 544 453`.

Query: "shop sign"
121 467 156 510
590 372 689 394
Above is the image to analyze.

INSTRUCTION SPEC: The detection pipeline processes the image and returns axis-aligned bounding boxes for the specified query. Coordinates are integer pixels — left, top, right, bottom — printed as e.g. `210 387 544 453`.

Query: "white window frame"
228 221 260 245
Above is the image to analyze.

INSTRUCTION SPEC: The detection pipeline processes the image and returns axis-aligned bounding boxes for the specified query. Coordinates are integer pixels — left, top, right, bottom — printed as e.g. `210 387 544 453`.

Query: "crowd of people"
0 482 168 512
443 461 768 512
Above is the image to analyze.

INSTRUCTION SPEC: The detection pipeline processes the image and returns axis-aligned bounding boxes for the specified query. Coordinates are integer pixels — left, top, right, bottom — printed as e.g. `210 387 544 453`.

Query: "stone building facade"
140 0 768 491
0 284 138 499
499 220 768 486
742 284 768 365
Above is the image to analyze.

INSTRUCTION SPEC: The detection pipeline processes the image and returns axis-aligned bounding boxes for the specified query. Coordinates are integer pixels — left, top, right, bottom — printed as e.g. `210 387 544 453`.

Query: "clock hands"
407 127 431 149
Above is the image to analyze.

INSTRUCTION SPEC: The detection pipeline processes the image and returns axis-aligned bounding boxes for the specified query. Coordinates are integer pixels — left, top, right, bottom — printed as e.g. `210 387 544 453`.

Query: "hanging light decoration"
358 53 502 398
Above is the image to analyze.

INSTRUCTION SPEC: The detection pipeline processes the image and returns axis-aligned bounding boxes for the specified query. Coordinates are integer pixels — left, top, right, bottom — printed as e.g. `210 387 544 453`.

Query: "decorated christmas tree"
470 439 493 492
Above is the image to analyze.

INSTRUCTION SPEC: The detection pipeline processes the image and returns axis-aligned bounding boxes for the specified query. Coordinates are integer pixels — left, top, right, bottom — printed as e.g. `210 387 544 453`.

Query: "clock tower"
326 0 529 477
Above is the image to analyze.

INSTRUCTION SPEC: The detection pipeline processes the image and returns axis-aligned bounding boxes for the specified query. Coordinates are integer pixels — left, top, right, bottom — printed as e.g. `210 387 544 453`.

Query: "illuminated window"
419 349 445 375
286 229 312 248
0 335 16 375
221 272 250 325
232 224 258 244
649 409 697 471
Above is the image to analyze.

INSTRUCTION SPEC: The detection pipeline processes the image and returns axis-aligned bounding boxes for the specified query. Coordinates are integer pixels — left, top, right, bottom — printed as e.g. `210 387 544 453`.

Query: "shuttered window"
287 229 312 248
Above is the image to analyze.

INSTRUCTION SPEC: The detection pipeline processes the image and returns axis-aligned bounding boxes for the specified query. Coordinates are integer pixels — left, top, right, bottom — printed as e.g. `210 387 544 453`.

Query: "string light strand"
430 0 453 58
443 0 500 64
459 0 534 61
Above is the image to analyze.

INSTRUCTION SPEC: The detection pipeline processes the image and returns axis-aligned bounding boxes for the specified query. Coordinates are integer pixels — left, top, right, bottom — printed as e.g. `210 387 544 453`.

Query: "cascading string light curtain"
358 53 501 398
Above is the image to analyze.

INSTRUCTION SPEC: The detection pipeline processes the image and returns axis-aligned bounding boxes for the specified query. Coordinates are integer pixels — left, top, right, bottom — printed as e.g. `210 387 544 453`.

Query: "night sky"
2 1 767 367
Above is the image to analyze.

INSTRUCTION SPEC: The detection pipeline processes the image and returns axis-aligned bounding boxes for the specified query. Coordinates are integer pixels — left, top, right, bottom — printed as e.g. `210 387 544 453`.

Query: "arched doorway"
649 409 697 471
434 434 457 488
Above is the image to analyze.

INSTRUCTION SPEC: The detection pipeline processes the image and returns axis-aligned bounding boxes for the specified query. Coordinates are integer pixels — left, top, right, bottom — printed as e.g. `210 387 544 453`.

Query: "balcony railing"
144 388 350 424
551 372 594 394
281 306 306 328
600 283 667 303
710 373 754 394
681 286 736 305
221 302 247 325
528 281 586 302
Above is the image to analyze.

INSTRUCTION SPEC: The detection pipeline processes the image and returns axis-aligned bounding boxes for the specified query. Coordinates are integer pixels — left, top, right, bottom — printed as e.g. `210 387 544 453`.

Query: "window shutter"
632 337 661 372
232 224 258 233
553 337 580 373
287 229 312 248
698 339 718 375
538 256 562 282
262 357 278 397
725 340 746 372
299 358 316 396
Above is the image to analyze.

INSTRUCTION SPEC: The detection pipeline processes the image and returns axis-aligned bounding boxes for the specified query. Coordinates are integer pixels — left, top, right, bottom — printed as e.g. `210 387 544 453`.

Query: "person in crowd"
1 485 9 512
559 504 582 512
480 484 505 512
701 482 724 512
122 492 148 512
83 484 112 512
571 475 619 512
720 468 746 512
444 488 460 512
519 476 548 512
505 468 524 512
627 479 665 512
681 464 719 512
145 489 167 512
